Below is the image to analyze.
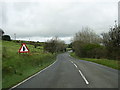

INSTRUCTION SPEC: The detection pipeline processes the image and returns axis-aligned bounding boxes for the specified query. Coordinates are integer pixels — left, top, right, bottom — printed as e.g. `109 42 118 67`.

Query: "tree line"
1 23 119 60
71 25 120 60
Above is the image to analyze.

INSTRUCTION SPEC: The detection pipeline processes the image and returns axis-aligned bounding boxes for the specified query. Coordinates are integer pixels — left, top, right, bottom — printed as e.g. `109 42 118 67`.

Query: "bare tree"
73 27 101 44
44 37 66 54
101 26 120 60
72 27 103 58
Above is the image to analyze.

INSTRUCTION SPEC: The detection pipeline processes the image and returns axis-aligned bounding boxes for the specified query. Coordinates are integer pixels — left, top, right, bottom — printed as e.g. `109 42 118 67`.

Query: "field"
2 40 56 89
70 52 120 70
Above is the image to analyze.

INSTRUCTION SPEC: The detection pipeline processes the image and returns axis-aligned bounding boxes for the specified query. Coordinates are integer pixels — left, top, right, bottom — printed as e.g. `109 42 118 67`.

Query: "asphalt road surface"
12 53 118 88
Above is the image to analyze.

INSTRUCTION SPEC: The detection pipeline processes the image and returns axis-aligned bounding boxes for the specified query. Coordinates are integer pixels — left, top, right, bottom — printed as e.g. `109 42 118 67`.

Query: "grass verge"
2 41 56 89
70 52 120 70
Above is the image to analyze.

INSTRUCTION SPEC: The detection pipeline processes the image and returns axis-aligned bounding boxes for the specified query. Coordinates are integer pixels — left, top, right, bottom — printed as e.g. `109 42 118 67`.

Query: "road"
12 53 118 88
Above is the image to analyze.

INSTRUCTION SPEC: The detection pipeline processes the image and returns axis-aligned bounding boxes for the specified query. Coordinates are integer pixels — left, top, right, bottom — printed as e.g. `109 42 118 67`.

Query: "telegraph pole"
118 1 120 26
114 20 117 28
14 33 16 40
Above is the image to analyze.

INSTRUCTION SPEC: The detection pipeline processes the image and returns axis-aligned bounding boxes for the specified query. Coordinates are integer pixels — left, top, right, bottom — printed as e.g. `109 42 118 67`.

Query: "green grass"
66 48 72 51
2 40 56 89
70 52 120 70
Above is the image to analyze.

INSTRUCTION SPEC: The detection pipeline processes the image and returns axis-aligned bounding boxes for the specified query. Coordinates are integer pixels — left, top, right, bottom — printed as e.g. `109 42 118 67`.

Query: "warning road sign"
18 43 30 53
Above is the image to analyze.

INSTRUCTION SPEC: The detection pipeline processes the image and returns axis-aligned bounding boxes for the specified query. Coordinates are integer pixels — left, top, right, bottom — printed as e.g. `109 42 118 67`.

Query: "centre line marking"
78 70 89 84
74 63 78 68
70 61 74 64
70 60 89 85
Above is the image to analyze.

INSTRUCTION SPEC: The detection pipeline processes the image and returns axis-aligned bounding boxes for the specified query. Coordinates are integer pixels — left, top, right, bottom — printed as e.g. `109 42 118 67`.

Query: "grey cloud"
0 0 118 43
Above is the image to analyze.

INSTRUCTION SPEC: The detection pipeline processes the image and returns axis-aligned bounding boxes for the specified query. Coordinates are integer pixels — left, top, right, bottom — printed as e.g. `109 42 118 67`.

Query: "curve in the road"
10 53 118 89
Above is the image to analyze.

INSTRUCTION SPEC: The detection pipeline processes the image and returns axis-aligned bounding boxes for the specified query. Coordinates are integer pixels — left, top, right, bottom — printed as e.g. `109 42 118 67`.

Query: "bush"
102 26 120 60
73 42 106 58
2 35 11 41
44 37 66 54
72 27 106 59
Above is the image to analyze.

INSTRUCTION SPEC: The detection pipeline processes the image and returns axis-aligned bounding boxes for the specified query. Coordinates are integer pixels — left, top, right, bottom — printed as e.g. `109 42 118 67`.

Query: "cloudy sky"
0 0 119 43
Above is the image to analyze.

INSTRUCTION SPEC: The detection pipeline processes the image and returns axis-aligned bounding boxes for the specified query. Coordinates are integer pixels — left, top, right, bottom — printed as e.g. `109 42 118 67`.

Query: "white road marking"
10 59 58 90
74 63 78 68
78 70 89 84
70 60 89 85
70 61 74 64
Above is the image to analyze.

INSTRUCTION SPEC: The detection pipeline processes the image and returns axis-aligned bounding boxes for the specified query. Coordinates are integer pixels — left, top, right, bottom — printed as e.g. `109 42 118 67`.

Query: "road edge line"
9 59 58 89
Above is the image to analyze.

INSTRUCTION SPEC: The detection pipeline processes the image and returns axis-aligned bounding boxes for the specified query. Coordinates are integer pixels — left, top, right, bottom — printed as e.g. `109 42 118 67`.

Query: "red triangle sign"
18 43 30 53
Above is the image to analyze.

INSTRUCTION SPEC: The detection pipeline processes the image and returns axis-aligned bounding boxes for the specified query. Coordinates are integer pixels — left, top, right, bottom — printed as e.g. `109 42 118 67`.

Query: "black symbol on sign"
23 46 25 51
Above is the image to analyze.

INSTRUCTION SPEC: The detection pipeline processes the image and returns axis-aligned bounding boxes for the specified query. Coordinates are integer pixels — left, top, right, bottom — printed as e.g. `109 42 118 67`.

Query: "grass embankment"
70 52 120 70
2 41 56 89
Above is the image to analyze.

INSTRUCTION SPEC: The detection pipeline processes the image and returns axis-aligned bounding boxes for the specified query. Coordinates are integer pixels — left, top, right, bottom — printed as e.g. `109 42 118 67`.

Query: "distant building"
118 1 120 26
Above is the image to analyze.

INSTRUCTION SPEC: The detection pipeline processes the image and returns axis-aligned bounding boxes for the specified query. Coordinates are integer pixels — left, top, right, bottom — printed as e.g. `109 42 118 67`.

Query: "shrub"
102 26 120 60
44 37 66 54
2 35 11 41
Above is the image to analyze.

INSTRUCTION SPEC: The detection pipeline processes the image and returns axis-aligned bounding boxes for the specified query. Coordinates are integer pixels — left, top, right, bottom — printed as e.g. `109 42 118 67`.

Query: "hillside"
2 40 56 88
